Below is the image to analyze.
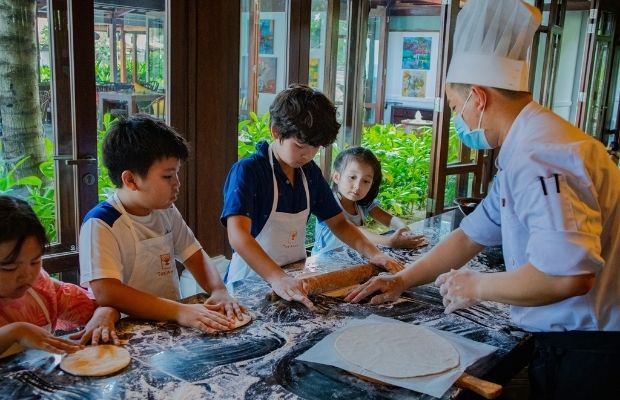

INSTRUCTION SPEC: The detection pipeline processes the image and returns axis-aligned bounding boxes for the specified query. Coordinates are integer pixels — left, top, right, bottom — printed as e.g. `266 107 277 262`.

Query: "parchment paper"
296 314 497 398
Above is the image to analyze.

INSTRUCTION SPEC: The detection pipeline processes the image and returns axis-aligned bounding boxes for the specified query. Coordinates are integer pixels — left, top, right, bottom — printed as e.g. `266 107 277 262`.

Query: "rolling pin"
301 263 382 295
353 371 502 399
456 372 503 399
265 263 381 301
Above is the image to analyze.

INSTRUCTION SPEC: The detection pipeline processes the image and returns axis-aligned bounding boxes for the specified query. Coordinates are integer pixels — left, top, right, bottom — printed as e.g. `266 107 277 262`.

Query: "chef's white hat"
446 0 542 91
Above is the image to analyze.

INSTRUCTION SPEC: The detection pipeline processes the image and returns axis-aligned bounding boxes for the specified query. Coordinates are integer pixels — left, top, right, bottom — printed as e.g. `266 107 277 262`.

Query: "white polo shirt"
79 199 202 291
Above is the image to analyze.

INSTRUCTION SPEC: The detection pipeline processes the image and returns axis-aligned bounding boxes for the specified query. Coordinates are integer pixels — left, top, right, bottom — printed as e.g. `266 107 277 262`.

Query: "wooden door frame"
534 0 567 108
288 0 312 85
42 0 98 282
364 6 387 124
170 0 241 258
319 0 341 179
576 0 605 130
342 0 369 146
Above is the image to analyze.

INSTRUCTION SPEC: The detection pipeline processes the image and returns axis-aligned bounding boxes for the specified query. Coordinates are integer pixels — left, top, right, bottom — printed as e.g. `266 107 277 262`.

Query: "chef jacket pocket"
536 174 578 232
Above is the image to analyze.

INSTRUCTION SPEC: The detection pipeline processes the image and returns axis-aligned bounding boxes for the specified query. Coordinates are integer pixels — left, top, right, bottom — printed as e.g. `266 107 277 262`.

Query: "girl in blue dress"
312 147 426 255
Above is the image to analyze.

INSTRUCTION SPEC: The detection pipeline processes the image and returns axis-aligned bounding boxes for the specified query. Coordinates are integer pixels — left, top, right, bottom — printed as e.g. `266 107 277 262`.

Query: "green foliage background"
3 111 457 247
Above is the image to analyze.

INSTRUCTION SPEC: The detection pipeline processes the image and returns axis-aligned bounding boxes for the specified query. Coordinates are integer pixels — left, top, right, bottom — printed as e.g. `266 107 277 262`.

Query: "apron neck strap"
27 288 53 332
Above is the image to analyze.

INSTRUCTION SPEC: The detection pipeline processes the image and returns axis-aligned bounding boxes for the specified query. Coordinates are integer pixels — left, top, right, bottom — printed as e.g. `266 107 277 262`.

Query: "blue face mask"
454 91 492 150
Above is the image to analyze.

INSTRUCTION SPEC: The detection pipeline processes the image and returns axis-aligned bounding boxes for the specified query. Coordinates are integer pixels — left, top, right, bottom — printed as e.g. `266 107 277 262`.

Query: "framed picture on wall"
259 19 275 54
258 57 277 94
402 37 432 70
402 70 427 97
385 31 439 102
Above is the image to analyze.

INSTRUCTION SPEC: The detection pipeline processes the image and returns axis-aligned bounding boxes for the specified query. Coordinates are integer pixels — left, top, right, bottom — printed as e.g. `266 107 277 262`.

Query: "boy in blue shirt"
221 85 402 310
80 115 244 333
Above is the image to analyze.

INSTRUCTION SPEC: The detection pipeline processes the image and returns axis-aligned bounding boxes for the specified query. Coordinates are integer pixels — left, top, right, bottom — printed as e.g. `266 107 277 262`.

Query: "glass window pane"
365 15 380 106
94 3 167 200
334 0 350 147
240 0 252 121
361 124 432 223
309 0 328 91
605 46 620 135
532 31 547 104
447 113 476 164
444 172 476 208
585 41 610 137
0 3 59 243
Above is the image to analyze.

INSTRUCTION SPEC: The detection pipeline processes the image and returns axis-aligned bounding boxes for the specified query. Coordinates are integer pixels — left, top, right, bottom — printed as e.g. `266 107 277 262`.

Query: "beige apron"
226 145 310 286
111 193 180 300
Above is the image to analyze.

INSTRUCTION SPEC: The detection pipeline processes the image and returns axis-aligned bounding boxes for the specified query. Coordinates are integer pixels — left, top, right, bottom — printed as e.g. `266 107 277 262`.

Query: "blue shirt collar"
496 101 539 171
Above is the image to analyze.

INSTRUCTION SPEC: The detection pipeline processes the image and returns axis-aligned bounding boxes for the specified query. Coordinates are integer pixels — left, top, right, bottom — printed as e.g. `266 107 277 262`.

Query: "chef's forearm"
399 229 483 287
478 263 595 306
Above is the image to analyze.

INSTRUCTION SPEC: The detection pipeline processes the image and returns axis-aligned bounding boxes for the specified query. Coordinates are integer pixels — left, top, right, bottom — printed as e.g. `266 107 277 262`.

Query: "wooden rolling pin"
456 372 503 399
354 371 502 399
301 263 382 295
265 263 381 301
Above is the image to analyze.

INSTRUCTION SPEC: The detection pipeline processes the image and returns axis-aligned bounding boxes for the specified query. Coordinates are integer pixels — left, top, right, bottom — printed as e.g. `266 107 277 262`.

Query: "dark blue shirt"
220 140 342 237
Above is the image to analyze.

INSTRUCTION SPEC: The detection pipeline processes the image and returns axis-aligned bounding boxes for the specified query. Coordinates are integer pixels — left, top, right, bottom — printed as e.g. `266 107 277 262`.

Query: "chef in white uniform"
345 1 620 398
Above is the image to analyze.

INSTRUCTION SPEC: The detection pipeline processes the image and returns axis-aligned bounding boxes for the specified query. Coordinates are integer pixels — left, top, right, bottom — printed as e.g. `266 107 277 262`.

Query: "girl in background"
312 147 426 255
0 196 120 358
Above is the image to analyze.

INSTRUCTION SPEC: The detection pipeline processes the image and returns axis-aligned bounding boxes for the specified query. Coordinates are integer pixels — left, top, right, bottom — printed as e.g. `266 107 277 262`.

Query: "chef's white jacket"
461 102 620 332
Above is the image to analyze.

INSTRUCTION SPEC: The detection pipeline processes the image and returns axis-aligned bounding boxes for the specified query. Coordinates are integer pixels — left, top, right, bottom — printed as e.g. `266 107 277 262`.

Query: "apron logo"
283 230 300 249
289 230 298 244
160 253 172 270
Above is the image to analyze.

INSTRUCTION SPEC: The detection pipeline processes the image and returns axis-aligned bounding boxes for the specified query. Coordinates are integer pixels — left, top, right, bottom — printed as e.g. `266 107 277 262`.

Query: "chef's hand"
70 306 120 346
387 228 428 249
204 288 247 321
7 322 83 354
344 274 406 304
175 303 233 333
369 253 404 274
270 276 316 312
435 268 482 314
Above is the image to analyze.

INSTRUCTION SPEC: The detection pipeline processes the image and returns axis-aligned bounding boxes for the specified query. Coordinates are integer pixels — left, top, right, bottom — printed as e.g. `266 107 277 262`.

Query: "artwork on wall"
386 32 438 102
258 57 277 94
402 37 432 70
308 58 320 88
401 70 427 98
259 19 275 54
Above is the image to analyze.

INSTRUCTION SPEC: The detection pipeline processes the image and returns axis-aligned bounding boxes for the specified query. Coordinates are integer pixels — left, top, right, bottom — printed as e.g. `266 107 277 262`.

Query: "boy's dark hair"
332 147 382 207
103 114 189 187
0 196 48 265
269 84 341 147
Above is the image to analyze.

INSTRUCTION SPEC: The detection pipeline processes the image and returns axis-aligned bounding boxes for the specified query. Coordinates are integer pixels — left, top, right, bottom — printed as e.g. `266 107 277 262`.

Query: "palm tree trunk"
0 0 45 179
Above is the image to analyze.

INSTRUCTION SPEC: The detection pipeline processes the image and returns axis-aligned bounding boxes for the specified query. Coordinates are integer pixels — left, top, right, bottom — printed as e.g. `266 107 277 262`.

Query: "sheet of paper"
296 314 497 398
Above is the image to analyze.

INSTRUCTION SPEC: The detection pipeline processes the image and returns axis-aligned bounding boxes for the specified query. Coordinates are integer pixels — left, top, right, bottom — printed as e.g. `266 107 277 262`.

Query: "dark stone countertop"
0 210 532 399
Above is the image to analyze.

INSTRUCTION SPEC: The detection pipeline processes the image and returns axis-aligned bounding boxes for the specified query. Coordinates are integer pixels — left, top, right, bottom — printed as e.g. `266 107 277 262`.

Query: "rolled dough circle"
60 345 131 376
334 323 459 378
224 312 252 331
